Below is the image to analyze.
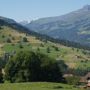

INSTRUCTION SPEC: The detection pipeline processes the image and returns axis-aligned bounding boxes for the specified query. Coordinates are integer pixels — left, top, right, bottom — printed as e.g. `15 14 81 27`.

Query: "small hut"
63 74 73 78
79 72 90 88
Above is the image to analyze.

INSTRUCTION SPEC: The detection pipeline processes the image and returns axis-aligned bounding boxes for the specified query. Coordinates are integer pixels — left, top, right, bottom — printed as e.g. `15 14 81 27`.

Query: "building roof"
85 72 90 79
79 77 87 83
63 74 73 78
87 83 90 87
79 72 90 83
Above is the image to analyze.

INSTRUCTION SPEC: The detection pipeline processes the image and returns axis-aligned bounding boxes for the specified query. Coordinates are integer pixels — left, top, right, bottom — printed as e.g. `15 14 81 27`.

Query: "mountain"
0 16 89 50
0 16 16 24
0 16 34 34
26 5 90 46
19 20 29 26
0 16 90 69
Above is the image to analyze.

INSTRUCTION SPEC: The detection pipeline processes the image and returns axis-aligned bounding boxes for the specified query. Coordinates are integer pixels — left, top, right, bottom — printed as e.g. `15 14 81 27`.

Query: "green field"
0 25 90 69
2 42 90 69
0 82 83 90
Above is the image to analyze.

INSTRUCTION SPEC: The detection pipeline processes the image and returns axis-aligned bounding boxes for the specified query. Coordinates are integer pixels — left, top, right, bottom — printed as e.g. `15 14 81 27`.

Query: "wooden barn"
79 72 90 89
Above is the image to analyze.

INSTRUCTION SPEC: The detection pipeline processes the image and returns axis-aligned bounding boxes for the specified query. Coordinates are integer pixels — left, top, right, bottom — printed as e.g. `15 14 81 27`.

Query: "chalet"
63 74 73 78
79 72 90 88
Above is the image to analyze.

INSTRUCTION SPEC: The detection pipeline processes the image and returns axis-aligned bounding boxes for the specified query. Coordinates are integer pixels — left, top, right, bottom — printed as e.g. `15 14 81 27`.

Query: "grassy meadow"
0 82 84 90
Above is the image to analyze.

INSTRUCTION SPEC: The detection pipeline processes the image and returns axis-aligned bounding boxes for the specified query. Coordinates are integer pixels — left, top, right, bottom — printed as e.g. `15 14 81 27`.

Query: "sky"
0 0 90 22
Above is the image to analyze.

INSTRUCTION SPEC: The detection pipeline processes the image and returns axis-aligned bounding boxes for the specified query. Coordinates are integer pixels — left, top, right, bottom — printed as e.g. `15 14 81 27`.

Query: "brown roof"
79 77 87 83
79 72 90 83
63 74 73 78
87 83 90 87
85 72 90 78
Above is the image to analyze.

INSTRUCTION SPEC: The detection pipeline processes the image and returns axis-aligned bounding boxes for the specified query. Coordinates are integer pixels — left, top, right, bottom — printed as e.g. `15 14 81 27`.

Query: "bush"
0 57 6 68
37 47 40 51
0 58 4 83
46 47 51 53
9 34 11 37
19 44 23 49
2 35 5 38
57 60 68 74
22 37 28 42
12 37 15 40
40 43 44 47
6 38 11 43
0 68 4 83
65 76 80 85
5 51 65 83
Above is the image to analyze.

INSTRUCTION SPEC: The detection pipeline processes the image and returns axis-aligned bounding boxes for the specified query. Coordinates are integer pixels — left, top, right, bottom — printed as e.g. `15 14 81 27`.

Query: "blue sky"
0 0 90 21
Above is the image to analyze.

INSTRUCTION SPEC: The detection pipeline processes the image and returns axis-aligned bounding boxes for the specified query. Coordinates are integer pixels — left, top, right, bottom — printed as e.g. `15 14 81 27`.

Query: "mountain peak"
83 5 90 11
19 20 29 26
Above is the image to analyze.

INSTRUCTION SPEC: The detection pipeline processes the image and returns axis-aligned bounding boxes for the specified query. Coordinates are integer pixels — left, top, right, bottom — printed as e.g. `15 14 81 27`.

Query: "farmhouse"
79 72 90 88
63 74 73 78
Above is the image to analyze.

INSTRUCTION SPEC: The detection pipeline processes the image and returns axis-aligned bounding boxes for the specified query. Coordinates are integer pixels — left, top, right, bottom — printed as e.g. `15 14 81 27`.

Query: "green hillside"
0 25 90 69
0 17 90 90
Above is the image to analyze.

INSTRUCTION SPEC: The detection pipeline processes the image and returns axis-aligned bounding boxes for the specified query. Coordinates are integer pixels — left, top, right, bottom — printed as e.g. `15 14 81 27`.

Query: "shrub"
2 35 5 38
0 69 3 83
19 44 23 49
46 47 51 53
37 47 40 52
22 37 28 42
65 76 80 85
9 34 11 37
6 38 11 43
12 37 15 40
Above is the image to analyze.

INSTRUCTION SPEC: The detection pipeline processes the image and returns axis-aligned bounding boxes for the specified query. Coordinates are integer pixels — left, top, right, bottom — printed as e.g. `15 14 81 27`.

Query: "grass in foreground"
0 82 84 90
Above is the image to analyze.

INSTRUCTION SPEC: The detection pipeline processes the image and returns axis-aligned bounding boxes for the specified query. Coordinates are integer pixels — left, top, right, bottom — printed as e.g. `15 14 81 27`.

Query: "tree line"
0 51 67 83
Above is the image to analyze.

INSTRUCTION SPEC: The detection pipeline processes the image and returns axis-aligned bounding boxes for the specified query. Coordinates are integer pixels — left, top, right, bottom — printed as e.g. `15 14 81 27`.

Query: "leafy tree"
57 60 68 74
65 76 80 85
37 47 40 52
2 35 5 38
40 43 44 47
0 57 7 68
0 68 3 83
54 46 59 51
5 51 65 83
22 37 28 42
19 44 23 49
12 37 15 40
6 38 11 43
46 47 51 53
0 58 4 83
9 34 11 37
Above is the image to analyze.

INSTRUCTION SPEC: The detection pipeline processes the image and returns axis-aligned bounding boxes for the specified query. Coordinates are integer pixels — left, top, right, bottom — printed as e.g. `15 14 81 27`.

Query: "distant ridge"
0 16 90 50
0 16 16 24
25 5 90 46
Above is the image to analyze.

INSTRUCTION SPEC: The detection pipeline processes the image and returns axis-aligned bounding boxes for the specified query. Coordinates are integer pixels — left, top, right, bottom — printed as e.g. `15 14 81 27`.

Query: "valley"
0 3 90 90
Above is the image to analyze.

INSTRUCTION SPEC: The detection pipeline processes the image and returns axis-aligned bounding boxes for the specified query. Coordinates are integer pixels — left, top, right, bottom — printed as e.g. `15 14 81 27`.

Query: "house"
63 74 73 78
79 72 90 88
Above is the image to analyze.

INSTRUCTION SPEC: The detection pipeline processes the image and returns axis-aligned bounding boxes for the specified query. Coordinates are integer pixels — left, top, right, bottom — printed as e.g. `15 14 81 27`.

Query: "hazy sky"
0 0 90 21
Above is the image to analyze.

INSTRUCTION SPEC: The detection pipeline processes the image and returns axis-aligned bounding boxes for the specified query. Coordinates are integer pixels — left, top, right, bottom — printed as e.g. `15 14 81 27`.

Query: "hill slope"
26 5 90 46
0 16 90 69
